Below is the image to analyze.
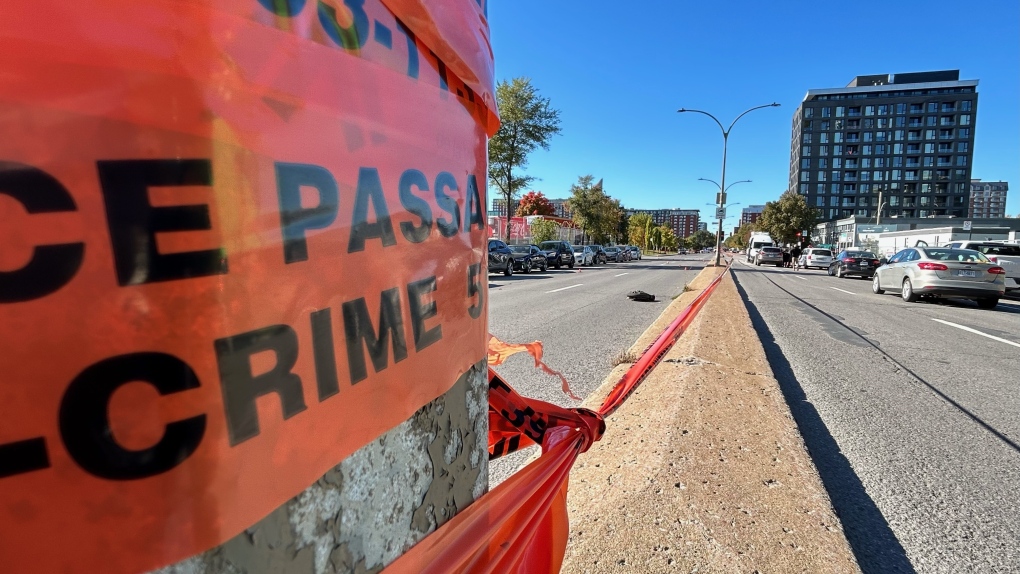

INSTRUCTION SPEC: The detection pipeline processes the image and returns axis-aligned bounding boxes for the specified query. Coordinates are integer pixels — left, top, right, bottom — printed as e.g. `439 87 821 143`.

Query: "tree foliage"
756 191 818 245
515 190 555 216
529 218 559 243
687 229 718 251
659 224 678 252
724 222 756 250
488 77 562 241
648 226 662 251
628 213 652 251
566 176 622 244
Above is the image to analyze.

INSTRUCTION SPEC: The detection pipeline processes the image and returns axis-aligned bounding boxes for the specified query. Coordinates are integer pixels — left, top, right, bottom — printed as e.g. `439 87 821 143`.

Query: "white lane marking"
659 263 668 266
829 287 856 295
546 284 583 293
932 319 1020 349
795 276 808 281
614 273 629 277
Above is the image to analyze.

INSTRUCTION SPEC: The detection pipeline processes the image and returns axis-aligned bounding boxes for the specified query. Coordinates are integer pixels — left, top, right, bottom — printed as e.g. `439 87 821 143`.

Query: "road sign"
715 207 726 220
963 220 973 231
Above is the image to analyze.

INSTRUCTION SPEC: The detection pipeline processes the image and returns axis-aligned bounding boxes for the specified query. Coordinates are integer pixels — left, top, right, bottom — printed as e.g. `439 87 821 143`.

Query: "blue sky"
487 0 1020 226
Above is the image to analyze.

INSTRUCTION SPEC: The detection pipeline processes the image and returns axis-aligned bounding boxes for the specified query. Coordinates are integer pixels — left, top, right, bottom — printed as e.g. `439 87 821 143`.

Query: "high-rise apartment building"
740 205 765 226
969 179 1008 218
789 70 978 222
627 208 701 238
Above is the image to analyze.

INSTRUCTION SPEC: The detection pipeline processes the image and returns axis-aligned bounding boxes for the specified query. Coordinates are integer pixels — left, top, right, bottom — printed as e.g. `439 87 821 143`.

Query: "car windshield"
605 247 617 252
572 246 585 252
510 245 530 253
809 249 832 257
761 248 781 254
922 248 991 263
974 244 1020 256
539 242 559 250
845 252 877 259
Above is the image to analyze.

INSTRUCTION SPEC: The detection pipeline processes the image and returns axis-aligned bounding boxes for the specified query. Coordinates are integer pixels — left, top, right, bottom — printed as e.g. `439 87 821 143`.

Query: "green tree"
756 191 818 245
659 225 678 251
687 229 717 251
529 218 559 243
488 77 562 242
515 190 556 216
616 207 630 245
591 194 622 244
566 175 607 244
648 226 663 251
628 213 651 251
725 222 756 250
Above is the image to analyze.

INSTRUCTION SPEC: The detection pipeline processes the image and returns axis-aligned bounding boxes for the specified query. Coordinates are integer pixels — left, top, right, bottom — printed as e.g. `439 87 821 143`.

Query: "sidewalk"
560 265 861 573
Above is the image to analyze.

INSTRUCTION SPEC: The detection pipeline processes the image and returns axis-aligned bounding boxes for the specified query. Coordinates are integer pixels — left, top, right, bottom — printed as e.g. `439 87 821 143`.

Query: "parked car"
572 244 595 266
588 244 608 265
872 247 1005 308
678 248 688 255
487 239 514 276
628 246 642 260
754 246 784 266
508 244 547 273
604 246 626 262
829 250 882 279
538 240 575 269
798 247 833 270
942 241 1020 294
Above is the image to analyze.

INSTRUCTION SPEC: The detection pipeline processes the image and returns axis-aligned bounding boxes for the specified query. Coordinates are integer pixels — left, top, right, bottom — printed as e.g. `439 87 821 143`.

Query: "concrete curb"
560 265 861 573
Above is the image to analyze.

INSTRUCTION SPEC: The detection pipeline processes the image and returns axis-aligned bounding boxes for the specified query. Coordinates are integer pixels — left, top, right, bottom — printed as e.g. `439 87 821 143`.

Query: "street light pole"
679 103 780 266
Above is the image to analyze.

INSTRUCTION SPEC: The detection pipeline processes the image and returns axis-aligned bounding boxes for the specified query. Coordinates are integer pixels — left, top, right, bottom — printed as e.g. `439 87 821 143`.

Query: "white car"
799 247 833 270
572 245 595 266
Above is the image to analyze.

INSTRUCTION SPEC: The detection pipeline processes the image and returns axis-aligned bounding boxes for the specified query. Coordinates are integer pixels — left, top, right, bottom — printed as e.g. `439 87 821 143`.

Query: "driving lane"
732 259 1020 574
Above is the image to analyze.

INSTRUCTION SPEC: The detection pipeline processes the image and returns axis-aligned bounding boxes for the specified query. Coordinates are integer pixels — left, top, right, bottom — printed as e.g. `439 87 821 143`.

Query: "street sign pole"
964 220 973 241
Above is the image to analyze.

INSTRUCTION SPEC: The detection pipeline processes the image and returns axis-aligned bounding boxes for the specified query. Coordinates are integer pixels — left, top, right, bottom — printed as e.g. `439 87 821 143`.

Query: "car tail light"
871 260 880 266
918 262 948 271
845 258 857 263
988 266 1006 274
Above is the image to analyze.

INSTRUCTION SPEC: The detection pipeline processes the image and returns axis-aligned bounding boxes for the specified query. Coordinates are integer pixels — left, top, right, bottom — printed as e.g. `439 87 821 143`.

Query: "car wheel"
976 298 999 310
568 260 574 269
901 278 917 302
835 266 843 278
755 258 761 266
554 263 561 269
504 261 512 276
872 274 884 294
523 260 531 274
542 263 548 272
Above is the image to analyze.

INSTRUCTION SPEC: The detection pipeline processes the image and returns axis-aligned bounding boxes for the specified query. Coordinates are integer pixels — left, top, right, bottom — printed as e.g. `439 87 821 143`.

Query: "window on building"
891 169 901 180
816 196 824 206
863 132 873 142
938 142 952 153
923 156 934 167
864 105 875 116
803 120 813 131
908 130 921 140
926 116 937 126
817 171 826 181
802 133 812 144
858 145 869 156
958 128 970 139
834 145 843 155
924 143 935 154
816 183 826 194
896 103 907 114
960 100 972 111
892 157 903 167
832 171 841 181
876 131 889 142
957 142 969 153
819 132 829 143
940 116 955 126
861 171 871 181
940 102 955 113
848 106 861 117
834 106 843 117
804 146 813 156
820 120 830 130
905 170 918 181
833 132 843 143
861 183 871 193
875 145 887 154
877 118 890 128
832 157 842 168
822 107 832 117
955 169 966 179
819 145 829 156
960 114 971 125
920 183 931 194
927 102 937 113
817 158 828 168
910 103 923 113
830 196 839 206
939 128 954 139
937 155 951 166
895 116 905 127
804 108 814 118
861 158 872 168
801 171 810 182
922 170 933 180
956 156 968 166
924 129 936 140
800 183 809 194
875 157 887 168
874 171 885 181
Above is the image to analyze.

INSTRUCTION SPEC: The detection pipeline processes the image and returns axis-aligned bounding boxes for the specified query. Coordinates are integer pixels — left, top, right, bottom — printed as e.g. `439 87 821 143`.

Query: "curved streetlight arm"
677 109 725 136
725 179 751 192
726 103 781 134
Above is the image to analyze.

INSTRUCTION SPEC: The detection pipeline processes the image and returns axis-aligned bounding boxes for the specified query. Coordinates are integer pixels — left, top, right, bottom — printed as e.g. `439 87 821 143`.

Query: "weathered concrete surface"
561 266 860 573
154 360 488 574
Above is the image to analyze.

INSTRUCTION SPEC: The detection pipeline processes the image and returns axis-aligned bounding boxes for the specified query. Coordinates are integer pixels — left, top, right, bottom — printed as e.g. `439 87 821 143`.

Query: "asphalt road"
487 253 706 485
731 257 1020 574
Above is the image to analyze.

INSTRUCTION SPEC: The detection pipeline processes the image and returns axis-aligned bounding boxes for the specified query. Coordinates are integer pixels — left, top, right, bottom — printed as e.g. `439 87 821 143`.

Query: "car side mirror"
879 258 888 265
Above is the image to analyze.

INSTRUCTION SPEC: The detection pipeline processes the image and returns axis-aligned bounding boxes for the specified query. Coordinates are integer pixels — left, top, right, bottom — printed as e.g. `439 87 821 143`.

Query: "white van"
746 233 774 262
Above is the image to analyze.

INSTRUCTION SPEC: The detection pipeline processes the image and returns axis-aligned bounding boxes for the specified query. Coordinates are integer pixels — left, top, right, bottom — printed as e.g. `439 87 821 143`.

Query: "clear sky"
487 0 1020 227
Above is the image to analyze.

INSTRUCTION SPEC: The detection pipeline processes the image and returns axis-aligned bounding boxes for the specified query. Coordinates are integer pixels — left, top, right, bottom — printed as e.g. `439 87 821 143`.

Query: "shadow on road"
732 271 917 574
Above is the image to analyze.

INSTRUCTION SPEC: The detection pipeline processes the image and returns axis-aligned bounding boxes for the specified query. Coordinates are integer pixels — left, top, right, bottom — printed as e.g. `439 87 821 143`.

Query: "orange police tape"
0 0 496 572
384 265 731 572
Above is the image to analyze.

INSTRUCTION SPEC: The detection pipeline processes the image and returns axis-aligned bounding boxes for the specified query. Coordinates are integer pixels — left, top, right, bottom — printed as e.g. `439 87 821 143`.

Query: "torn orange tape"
0 1 494 572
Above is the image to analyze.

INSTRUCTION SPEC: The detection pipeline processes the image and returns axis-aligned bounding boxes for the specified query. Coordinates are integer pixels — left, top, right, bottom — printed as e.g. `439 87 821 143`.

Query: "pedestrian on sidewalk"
791 245 802 270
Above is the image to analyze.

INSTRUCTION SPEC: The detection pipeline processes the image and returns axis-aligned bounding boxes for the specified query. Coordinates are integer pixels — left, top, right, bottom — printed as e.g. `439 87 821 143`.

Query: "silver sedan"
872 247 1006 309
